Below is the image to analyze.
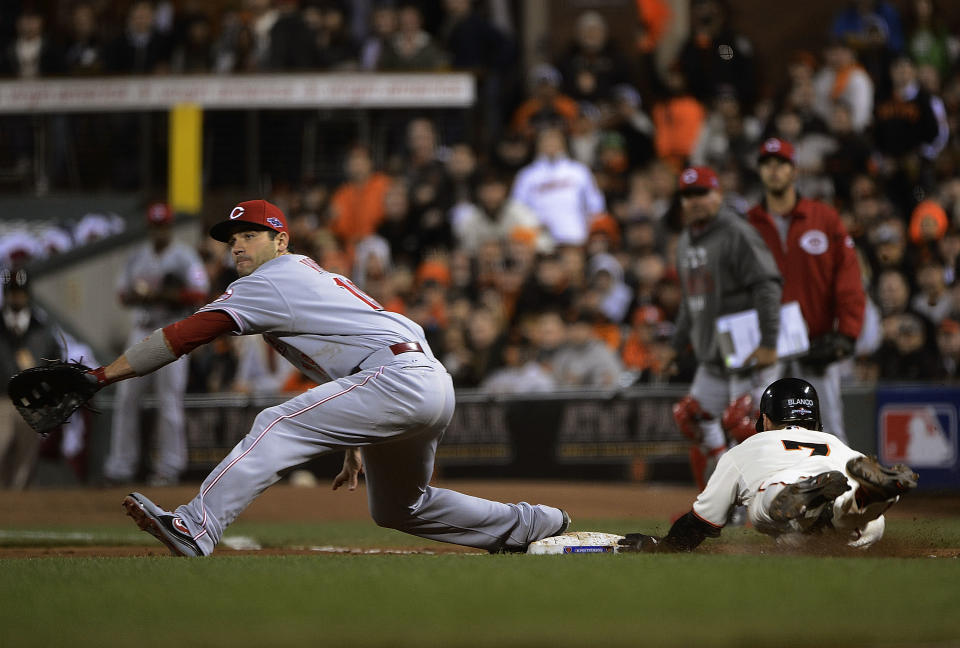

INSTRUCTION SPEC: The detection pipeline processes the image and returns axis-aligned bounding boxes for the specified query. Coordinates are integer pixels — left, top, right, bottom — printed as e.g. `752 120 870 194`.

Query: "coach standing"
747 138 865 442
672 166 782 489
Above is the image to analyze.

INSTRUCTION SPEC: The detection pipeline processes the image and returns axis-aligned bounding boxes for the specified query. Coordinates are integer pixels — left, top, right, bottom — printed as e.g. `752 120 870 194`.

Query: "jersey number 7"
781 440 830 456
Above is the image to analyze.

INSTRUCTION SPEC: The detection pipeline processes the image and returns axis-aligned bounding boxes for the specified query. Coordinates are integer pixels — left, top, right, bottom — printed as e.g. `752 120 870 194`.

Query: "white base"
526 531 625 555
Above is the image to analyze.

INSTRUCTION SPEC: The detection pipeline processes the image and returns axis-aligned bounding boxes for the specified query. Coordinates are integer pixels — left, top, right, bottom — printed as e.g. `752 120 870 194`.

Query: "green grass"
2 518 959 647
1 553 958 648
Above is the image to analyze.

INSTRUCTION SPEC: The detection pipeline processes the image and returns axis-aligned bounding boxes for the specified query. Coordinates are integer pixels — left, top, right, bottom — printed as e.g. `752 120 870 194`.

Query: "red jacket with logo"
746 198 865 340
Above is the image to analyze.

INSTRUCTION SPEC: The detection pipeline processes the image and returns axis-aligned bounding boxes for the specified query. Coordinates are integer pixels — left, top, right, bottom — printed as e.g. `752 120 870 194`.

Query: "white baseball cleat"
123 492 203 557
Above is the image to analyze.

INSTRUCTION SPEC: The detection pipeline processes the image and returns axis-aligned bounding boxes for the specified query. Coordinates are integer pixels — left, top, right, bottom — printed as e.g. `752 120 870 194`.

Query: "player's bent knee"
368 503 417 530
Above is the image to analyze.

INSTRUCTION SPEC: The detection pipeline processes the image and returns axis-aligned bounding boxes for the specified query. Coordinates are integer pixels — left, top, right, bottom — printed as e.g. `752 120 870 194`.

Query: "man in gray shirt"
670 166 783 489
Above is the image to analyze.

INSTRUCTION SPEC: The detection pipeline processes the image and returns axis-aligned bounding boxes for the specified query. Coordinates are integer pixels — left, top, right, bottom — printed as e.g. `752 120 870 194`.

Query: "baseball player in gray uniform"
103 203 209 486
88 199 568 556
618 378 918 553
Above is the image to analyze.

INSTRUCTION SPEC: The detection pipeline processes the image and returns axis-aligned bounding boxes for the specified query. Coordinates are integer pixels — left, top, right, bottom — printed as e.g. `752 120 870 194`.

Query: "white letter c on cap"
229 206 245 220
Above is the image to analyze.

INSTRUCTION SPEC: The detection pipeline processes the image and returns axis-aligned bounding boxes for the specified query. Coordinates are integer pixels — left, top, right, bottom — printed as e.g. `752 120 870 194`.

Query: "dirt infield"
2 480 959 559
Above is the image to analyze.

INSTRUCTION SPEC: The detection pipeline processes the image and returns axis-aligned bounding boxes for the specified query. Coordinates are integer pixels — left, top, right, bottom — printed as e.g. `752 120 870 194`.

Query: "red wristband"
89 366 113 386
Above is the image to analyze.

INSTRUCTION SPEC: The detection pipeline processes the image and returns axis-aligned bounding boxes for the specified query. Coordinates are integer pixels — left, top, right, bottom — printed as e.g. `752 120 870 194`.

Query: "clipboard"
716 301 810 370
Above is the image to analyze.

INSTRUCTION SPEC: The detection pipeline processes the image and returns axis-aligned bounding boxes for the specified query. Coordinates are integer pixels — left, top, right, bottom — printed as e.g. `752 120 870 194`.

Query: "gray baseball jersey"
199 254 431 382
694 425 892 548
118 241 209 328
172 253 565 554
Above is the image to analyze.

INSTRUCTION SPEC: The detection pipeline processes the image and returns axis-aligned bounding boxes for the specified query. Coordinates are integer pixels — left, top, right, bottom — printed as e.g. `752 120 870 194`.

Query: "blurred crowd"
3 0 960 393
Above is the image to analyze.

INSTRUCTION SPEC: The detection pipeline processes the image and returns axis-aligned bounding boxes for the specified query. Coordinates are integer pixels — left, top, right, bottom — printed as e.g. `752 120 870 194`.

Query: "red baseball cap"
758 137 795 163
209 199 289 242
677 166 720 193
146 202 173 226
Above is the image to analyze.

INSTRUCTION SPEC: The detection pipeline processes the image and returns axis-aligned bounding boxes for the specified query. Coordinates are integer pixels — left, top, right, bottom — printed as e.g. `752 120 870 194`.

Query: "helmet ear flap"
755 414 763 433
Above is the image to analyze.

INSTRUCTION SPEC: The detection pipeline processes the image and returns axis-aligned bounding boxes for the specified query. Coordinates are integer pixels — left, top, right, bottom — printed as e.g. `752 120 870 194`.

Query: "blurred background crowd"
2 0 960 400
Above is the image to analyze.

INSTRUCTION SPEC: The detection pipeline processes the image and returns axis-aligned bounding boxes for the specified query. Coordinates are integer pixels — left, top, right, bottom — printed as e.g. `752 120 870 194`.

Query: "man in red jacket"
746 138 865 442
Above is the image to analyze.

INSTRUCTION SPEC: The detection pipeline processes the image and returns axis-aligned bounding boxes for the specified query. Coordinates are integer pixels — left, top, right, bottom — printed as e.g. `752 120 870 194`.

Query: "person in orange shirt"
329 144 392 254
652 66 706 172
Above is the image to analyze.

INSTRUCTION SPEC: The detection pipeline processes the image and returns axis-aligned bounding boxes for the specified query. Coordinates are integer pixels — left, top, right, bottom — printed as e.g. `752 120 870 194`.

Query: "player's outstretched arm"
618 511 722 553
91 311 237 386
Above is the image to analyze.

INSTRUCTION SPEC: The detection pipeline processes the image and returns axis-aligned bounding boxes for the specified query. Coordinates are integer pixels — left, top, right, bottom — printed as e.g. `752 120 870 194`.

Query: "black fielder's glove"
6 361 102 434
803 333 855 373
617 533 662 553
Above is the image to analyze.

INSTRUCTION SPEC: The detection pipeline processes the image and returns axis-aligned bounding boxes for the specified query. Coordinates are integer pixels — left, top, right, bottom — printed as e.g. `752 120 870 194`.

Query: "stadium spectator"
555 10 633 105
678 0 758 111
513 252 575 326
378 3 447 71
449 168 543 253
603 84 656 171
936 317 960 379
170 13 214 73
439 0 515 146
396 118 454 255
328 144 392 257
651 66 706 172
620 304 666 374
904 0 957 81
822 100 873 205
549 311 623 387
62 2 103 76
875 268 915 318
479 340 556 394
585 252 633 324
691 89 762 172
812 40 874 134
832 0 905 54
303 1 358 70
0 9 61 78
831 0 904 91
873 56 940 211
449 306 505 388
359 4 397 70
511 126 606 247
911 259 953 324
104 0 172 74
875 311 940 380
510 63 580 140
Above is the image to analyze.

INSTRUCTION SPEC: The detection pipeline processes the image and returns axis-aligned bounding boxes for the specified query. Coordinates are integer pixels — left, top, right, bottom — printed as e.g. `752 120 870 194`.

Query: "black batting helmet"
754 377 821 433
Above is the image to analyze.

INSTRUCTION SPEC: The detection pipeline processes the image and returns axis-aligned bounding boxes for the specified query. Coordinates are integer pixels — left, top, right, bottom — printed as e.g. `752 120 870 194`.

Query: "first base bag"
526 532 625 555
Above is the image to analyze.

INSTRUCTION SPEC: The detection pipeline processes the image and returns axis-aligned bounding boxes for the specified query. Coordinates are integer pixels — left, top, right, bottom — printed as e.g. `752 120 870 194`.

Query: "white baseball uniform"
693 425 896 548
104 241 209 484
172 254 564 555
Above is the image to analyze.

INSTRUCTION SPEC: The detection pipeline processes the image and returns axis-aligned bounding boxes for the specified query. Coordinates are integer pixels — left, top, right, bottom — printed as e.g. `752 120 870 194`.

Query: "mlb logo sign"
880 404 957 468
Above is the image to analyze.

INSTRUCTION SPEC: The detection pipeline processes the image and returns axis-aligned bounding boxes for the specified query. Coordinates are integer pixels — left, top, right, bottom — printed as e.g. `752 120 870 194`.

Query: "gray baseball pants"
174 354 564 555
